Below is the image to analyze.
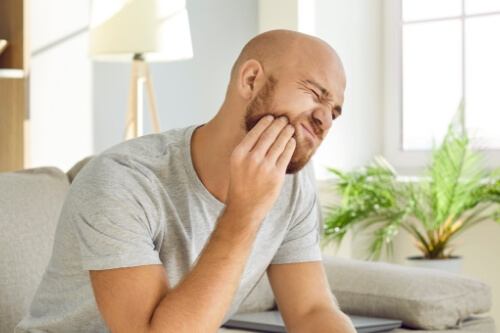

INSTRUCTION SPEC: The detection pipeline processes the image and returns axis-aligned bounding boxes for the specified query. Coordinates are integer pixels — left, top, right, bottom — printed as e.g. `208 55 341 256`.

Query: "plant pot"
405 255 463 274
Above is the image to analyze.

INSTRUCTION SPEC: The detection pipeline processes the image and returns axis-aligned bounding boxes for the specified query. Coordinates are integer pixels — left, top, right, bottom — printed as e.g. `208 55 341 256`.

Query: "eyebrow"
299 79 343 116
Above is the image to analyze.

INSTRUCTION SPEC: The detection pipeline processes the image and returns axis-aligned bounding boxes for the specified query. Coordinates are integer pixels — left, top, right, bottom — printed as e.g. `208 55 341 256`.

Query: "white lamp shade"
89 0 193 62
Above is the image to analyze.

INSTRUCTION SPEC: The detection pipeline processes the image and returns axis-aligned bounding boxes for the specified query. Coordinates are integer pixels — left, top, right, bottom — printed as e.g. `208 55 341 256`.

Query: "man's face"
245 73 343 174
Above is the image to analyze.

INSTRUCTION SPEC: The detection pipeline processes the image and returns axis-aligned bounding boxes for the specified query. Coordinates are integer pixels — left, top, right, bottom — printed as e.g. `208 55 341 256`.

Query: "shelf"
0 39 7 55
0 69 24 78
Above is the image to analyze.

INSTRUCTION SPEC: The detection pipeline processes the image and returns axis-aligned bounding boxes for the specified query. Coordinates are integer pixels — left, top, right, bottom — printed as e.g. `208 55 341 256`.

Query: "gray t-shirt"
16 125 322 332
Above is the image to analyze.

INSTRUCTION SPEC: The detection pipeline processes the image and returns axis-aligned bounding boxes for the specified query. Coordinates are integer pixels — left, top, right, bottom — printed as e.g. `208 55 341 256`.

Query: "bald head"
207 30 346 173
230 29 344 86
219 30 346 174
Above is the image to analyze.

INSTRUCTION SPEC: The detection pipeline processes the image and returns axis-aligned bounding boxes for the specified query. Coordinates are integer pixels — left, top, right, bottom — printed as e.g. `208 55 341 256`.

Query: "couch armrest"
321 255 491 330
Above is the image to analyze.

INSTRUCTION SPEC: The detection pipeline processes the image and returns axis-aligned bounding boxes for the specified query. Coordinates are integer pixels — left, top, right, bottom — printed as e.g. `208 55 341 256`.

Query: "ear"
236 59 265 100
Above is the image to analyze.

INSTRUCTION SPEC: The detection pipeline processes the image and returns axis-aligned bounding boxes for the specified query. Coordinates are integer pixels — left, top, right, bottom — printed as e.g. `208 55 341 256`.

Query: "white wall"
312 0 384 180
93 0 258 153
28 0 93 172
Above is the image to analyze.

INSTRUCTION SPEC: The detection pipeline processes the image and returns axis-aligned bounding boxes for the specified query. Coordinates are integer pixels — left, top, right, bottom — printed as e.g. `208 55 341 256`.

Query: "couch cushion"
323 256 492 330
389 315 496 333
0 167 69 333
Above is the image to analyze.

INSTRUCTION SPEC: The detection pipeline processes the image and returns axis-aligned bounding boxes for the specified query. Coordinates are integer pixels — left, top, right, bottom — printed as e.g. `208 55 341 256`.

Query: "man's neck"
190 105 245 204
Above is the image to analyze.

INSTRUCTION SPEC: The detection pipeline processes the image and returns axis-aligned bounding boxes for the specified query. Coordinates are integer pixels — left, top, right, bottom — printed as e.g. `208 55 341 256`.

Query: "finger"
276 138 296 171
238 115 274 152
251 116 289 157
266 124 295 163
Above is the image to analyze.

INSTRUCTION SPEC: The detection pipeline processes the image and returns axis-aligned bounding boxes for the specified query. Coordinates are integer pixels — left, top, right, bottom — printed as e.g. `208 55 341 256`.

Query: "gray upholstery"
0 167 70 333
390 316 496 333
323 256 492 330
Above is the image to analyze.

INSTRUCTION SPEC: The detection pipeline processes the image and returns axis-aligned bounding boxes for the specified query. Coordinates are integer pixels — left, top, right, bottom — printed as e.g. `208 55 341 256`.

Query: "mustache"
245 113 289 132
246 113 324 138
311 121 324 137
299 118 324 140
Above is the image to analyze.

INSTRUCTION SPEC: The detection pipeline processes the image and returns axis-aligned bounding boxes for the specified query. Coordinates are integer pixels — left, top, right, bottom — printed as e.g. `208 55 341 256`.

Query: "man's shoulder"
73 126 195 188
102 125 193 159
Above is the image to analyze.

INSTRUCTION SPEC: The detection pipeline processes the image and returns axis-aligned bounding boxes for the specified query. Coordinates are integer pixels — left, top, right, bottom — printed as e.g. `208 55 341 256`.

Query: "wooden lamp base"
124 53 161 140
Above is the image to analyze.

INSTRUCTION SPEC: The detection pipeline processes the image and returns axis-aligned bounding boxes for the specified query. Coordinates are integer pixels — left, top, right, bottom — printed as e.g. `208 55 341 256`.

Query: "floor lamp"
89 0 193 140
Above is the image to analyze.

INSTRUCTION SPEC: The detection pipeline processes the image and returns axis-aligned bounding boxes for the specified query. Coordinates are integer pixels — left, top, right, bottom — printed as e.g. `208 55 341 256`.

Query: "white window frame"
382 0 500 175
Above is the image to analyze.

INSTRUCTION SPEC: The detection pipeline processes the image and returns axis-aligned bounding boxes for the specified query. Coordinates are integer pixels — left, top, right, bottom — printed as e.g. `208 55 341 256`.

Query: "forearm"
148 206 261 333
288 307 356 333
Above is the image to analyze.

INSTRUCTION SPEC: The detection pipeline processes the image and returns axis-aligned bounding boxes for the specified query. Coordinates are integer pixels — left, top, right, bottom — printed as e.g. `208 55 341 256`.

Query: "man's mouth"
301 123 317 141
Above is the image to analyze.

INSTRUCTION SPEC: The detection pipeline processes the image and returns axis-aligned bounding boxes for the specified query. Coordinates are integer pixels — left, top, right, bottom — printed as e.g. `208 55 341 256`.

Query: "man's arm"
89 116 296 333
90 208 261 333
267 261 356 333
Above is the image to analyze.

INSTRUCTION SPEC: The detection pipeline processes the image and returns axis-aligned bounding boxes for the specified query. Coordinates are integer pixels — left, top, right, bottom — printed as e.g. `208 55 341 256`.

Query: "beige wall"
258 0 298 32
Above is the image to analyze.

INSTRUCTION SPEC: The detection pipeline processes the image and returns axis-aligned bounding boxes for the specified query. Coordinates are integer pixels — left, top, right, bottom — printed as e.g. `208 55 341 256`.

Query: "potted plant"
322 109 500 273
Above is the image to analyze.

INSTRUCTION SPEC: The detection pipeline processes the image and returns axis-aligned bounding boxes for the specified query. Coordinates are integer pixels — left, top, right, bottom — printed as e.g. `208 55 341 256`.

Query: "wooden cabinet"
0 0 28 172
0 76 26 171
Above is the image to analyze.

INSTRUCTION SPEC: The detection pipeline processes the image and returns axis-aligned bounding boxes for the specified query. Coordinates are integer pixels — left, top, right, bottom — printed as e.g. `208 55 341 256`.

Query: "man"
16 30 354 332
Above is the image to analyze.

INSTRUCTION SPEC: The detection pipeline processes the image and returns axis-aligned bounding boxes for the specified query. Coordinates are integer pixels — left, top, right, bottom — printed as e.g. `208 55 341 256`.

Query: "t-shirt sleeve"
69 155 162 271
270 164 323 265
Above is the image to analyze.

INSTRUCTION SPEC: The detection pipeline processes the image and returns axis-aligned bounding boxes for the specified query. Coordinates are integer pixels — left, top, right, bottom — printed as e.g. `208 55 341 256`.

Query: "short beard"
243 75 314 174
244 75 278 132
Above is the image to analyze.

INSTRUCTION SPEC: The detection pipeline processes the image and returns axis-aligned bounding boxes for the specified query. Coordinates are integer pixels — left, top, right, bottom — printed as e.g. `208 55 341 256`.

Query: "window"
401 0 500 150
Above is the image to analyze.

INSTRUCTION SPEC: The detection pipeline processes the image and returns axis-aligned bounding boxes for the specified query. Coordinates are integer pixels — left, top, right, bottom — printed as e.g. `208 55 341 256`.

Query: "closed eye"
299 82 342 120
310 89 320 100
301 88 320 101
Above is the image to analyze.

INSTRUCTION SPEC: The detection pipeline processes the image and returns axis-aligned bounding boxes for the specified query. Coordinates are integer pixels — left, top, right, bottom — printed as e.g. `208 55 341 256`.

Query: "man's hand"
226 115 296 221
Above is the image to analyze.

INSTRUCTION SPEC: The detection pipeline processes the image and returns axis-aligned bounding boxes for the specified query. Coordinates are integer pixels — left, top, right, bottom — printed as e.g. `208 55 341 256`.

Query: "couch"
0 160 496 333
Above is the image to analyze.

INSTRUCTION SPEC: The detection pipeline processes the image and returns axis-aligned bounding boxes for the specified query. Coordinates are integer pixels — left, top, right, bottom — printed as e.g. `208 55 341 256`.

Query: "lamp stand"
124 53 161 140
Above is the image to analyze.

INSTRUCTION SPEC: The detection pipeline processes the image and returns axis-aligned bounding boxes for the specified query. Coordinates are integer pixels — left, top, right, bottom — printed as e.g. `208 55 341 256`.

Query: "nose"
311 107 332 133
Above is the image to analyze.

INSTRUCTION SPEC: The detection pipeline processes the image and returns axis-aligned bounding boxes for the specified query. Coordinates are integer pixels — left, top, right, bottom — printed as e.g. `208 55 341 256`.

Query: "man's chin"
286 156 310 174
285 140 316 174
286 164 302 174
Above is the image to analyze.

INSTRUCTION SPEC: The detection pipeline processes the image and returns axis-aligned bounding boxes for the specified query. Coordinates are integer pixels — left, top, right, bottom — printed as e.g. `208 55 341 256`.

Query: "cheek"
273 92 315 116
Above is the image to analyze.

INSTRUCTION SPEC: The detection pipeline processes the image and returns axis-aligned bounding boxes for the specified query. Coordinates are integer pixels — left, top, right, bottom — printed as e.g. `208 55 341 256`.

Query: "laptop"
223 310 402 333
